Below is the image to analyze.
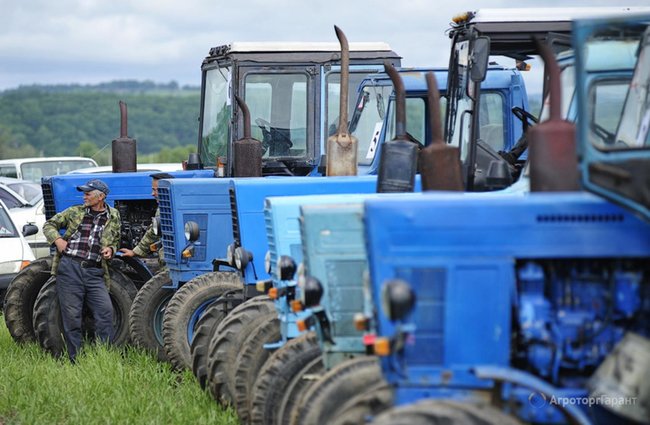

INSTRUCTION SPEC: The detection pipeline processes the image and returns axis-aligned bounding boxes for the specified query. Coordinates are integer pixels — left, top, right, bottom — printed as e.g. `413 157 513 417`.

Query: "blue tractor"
237 63 533 424
362 13 650 425
126 27 403 367
283 8 643 425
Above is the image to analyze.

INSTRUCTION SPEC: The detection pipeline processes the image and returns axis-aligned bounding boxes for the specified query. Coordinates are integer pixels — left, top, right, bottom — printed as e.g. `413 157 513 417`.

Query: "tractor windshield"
349 83 393 165
614 32 650 148
199 66 231 168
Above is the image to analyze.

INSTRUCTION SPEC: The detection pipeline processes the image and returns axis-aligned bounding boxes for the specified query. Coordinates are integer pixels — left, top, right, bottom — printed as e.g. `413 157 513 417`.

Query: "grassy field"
0 316 238 425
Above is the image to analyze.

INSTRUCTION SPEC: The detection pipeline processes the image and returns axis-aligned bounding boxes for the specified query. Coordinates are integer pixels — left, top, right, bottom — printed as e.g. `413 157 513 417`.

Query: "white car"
68 163 183 174
0 156 98 182
0 177 48 258
0 199 37 304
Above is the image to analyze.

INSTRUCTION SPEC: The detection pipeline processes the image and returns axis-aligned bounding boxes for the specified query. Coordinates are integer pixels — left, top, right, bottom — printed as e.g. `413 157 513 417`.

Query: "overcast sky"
1 0 649 92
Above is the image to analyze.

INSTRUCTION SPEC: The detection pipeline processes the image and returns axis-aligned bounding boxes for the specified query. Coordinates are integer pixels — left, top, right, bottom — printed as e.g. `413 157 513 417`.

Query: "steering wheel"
255 118 272 153
512 107 538 132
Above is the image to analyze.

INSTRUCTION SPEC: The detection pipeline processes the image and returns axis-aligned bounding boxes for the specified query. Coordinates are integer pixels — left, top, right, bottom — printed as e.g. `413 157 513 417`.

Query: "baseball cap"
77 179 110 195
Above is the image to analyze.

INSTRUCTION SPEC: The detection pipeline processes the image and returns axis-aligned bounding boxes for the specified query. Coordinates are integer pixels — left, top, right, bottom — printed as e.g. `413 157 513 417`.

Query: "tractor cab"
197 42 400 177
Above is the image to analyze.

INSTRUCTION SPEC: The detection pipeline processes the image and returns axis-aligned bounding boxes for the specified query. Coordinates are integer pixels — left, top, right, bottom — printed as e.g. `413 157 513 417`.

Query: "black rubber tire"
370 399 522 425
32 268 137 358
3 257 52 343
330 381 393 425
128 272 173 361
190 291 243 389
206 296 273 406
232 312 282 423
162 271 242 371
290 356 388 425
250 332 323 425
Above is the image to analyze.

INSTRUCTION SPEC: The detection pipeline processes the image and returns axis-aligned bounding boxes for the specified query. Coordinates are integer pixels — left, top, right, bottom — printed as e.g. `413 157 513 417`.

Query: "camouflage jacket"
132 208 166 268
43 204 121 285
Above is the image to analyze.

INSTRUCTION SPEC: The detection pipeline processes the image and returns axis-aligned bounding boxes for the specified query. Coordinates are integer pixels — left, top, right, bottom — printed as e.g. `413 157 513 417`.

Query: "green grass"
0 317 238 425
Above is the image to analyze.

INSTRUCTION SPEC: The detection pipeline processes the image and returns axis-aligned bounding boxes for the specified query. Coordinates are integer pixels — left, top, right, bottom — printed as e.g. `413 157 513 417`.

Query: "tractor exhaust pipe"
529 38 579 192
112 101 137 173
233 95 263 177
326 25 358 176
376 62 418 193
419 72 463 191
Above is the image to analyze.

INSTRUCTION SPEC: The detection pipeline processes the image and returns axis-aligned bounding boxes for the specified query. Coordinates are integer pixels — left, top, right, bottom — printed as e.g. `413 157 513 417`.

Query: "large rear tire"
162 271 242 371
128 272 173 361
370 400 522 425
3 257 52 343
290 356 390 425
190 291 243 389
232 312 281 423
206 296 273 406
250 332 322 425
32 269 137 358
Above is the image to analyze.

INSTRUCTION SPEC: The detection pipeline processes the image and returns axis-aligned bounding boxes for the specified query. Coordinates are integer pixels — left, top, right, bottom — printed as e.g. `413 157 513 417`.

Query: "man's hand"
119 248 135 257
54 238 68 254
100 247 113 260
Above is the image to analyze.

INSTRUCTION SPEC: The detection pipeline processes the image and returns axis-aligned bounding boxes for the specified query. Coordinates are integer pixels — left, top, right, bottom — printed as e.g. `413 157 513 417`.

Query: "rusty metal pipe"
536 37 561 122
235 95 252 139
334 25 349 135
426 72 443 144
384 62 406 138
119 101 128 138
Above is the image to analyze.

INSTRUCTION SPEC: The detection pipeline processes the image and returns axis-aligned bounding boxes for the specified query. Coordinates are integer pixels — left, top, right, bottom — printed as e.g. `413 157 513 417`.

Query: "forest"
0 81 201 165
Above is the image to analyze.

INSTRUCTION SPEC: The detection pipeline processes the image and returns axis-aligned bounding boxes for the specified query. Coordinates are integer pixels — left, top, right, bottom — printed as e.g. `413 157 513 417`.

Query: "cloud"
1 0 649 89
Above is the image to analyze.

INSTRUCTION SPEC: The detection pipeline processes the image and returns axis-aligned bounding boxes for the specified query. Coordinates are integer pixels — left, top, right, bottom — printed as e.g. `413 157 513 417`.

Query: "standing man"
42 179 121 363
119 172 174 270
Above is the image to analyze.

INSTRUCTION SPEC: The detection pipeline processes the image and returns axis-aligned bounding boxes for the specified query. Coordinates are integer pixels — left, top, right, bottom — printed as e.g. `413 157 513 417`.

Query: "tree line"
0 81 201 165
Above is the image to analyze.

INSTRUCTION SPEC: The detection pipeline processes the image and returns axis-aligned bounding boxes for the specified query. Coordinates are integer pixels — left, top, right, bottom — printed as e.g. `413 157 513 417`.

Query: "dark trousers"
56 255 114 362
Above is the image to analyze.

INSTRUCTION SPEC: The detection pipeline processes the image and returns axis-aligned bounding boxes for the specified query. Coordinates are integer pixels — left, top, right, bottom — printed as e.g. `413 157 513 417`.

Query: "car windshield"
21 160 96 182
0 205 17 237
5 181 42 204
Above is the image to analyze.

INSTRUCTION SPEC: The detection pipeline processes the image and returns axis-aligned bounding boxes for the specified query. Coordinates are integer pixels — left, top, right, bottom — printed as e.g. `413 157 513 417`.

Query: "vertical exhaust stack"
112 101 137 173
376 62 418 193
529 39 580 192
326 26 358 176
233 95 263 177
419 72 464 191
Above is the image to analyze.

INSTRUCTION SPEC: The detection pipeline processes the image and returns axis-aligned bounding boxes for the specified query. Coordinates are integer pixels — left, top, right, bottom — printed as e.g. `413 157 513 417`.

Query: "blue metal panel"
232 175 380 284
158 177 232 287
45 169 212 215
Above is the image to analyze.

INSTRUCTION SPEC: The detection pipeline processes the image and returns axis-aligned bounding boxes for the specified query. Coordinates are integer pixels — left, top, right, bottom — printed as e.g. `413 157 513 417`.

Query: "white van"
0 199 36 303
0 157 98 182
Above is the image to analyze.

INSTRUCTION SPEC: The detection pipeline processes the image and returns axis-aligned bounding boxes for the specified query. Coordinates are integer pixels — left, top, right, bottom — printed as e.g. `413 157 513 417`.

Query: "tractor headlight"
301 276 323 308
152 217 160 237
226 244 236 267
234 246 252 270
381 279 416 321
184 221 200 242
264 251 272 274
277 255 297 281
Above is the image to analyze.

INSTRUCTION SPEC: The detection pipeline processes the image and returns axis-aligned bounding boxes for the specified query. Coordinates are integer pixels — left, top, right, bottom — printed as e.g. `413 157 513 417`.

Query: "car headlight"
0 260 24 274
184 221 199 242
381 279 416 321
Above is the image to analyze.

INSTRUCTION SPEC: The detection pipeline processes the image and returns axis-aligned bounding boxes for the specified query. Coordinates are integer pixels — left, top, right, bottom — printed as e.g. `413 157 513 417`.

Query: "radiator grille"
229 187 241 246
157 186 176 262
42 181 56 219
536 214 624 223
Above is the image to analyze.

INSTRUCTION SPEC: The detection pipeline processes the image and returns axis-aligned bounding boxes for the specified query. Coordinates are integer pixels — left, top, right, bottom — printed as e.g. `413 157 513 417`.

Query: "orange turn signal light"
149 243 158 252
353 313 368 331
297 319 307 332
291 300 303 312
373 337 391 356
182 249 193 258
20 260 31 270
268 287 278 300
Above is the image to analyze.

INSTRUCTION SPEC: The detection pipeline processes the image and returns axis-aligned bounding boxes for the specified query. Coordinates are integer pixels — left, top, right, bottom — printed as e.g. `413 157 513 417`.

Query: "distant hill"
0 81 201 163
